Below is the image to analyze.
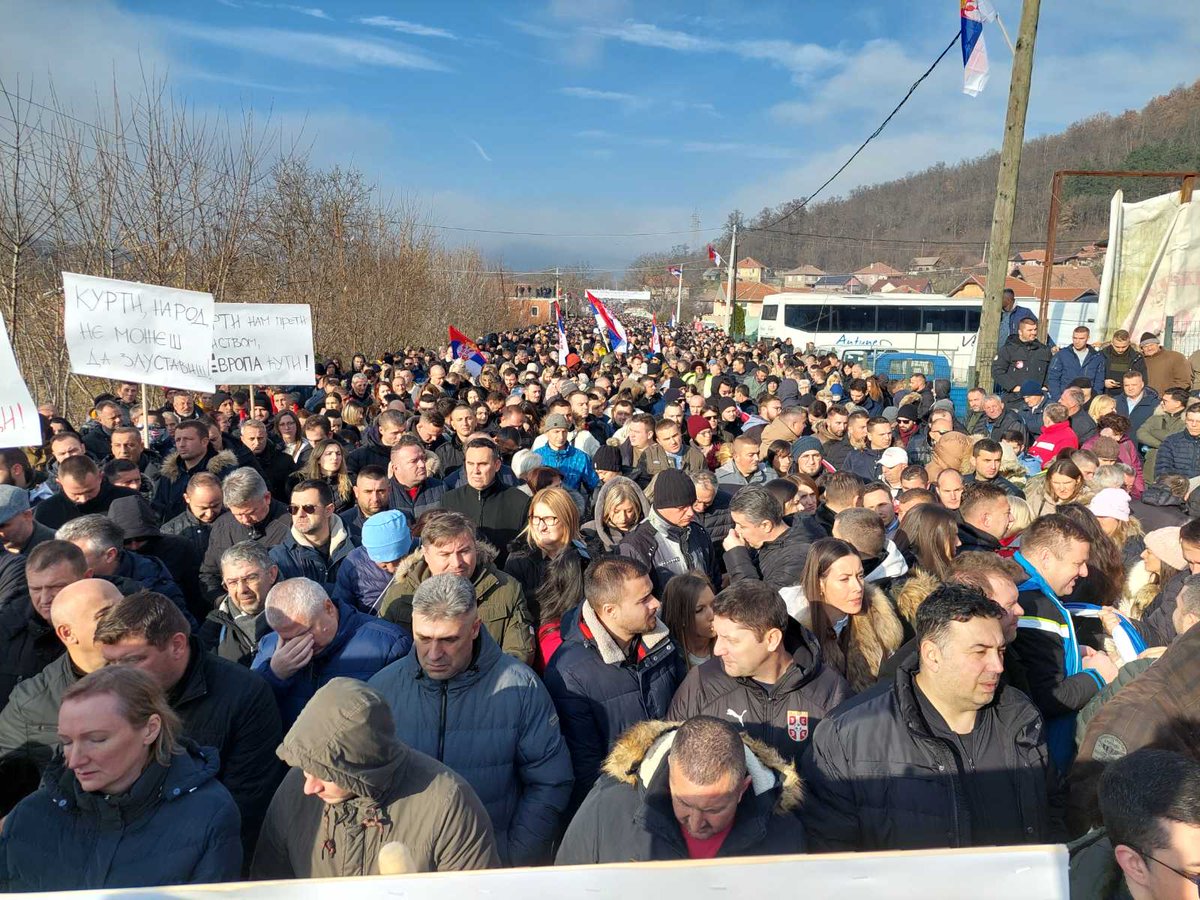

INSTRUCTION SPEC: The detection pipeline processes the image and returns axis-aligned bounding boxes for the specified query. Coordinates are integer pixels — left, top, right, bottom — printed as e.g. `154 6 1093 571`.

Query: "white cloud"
251 3 330 20
560 86 645 106
357 16 457 40
589 20 714 52
161 20 450 71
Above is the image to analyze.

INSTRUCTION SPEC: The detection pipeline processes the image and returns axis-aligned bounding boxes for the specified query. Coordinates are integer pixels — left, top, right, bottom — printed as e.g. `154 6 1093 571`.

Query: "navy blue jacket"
115 550 194 628
1156 429 1200 479
252 600 411 726
330 545 393 614
543 603 685 811
1047 346 1106 399
1117 388 1160 440
388 477 447 525
267 524 355 594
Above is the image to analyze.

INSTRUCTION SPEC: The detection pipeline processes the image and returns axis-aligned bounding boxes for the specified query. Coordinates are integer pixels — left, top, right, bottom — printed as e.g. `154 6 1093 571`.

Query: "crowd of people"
0 312 1198 897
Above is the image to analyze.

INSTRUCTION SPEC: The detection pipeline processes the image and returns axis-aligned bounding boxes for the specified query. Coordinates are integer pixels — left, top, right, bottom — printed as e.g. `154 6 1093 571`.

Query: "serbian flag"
650 315 662 354
708 244 725 267
668 265 682 278
554 301 568 366
586 290 629 354
961 0 996 96
448 325 486 376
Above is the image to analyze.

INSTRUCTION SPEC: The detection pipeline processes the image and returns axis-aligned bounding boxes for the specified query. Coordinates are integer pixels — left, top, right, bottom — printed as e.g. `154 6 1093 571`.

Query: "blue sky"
2 0 1198 271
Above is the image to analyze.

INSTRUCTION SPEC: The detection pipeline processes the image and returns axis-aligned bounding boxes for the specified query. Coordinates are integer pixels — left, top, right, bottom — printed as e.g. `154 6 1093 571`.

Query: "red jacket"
1030 419 1079 466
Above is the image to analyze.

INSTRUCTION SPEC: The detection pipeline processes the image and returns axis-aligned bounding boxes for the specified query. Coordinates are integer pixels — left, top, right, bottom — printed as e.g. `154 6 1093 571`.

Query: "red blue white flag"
961 0 996 96
586 290 629 354
448 325 486 376
707 245 724 267
650 315 661 354
668 265 682 278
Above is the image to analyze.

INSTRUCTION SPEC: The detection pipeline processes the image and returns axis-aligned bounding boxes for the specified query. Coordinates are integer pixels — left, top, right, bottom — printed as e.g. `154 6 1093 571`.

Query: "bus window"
831 306 876 331
965 308 981 331
921 307 968 332
784 305 833 331
761 304 778 321
875 306 922 332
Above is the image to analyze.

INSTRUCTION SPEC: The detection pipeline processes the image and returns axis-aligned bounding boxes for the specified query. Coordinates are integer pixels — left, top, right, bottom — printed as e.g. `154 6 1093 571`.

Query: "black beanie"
897 403 920 422
593 445 621 473
653 468 697 511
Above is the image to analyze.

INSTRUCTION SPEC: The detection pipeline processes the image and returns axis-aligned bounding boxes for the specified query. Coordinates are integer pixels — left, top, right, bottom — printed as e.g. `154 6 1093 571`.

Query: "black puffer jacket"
724 526 811 593
1129 483 1190 532
616 513 718 595
161 508 213 559
556 720 805 865
669 620 851 768
801 654 1062 852
992 333 1052 403
443 479 531 567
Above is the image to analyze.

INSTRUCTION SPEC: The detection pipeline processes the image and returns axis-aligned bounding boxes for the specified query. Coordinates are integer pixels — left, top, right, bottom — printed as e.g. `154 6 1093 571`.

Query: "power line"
746 31 963 237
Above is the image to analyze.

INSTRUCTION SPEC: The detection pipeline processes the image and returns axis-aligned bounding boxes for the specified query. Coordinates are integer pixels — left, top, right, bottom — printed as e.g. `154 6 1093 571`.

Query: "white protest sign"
212 303 315 386
62 272 216 393
0 313 42 449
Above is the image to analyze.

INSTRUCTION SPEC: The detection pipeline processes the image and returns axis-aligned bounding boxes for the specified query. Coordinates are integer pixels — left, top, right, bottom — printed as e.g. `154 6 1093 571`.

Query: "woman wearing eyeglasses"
504 486 591 672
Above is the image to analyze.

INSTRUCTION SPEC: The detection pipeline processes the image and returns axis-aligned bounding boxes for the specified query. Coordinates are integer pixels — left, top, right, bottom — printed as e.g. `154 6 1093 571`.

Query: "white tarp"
62 272 216 392
212 303 315 386
1119 199 1200 340
587 289 651 302
1096 190 1183 339
0 312 41 449
35 845 1069 900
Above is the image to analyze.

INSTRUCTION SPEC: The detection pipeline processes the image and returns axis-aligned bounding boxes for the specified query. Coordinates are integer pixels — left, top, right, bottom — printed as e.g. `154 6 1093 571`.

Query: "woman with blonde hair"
583 476 649 554
999 494 1034 558
796 538 903 694
504 486 590 667
0 666 241 890
1088 392 1117 423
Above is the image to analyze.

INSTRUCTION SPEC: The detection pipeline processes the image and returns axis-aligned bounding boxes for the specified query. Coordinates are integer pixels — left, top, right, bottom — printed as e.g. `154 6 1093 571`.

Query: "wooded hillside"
724 80 1200 275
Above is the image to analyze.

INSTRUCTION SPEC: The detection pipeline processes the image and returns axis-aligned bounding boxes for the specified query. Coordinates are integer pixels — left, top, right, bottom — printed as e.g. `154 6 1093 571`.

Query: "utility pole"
554 266 560 305
724 224 738 334
975 0 1041 388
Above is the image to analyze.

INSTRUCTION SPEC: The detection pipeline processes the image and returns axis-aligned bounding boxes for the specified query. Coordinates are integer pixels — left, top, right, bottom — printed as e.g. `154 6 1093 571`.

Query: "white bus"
757 292 1098 381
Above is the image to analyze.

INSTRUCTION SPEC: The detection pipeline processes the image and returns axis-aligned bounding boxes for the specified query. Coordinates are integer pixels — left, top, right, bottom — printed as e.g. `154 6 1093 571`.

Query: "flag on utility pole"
961 0 997 96
707 245 725 268
650 315 661 354
555 301 568 366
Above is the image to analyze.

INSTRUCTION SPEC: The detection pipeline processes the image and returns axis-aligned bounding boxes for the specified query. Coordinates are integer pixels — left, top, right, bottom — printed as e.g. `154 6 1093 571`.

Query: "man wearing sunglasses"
1070 749 1200 900
268 480 357 594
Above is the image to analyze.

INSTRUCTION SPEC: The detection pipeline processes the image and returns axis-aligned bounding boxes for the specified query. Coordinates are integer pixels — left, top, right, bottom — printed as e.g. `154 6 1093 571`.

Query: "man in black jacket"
199 467 291 603
32 455 138 531
337 464 391 544
722 486 811 591
556 716 805 864
0 541 89 709
108 493 205 622
239 418 294 500
387 436 447 525
669 580 850 768
803 584 1062 851
443 438 530 566
956 481 1013 554
346 409 405 479
199 540 277 667
151 419 239 521
162 471 225 559
962 439 1024 497
992 318 1052 410
94 589 285 855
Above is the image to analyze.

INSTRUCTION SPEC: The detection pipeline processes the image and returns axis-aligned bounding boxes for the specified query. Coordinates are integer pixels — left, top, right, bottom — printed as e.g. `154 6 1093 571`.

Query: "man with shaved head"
0 578 121 811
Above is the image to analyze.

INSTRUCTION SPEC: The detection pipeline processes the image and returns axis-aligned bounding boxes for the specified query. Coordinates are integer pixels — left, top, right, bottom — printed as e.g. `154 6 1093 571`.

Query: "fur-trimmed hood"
159 448 238 484
602 720 802 815
894 568 940 626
